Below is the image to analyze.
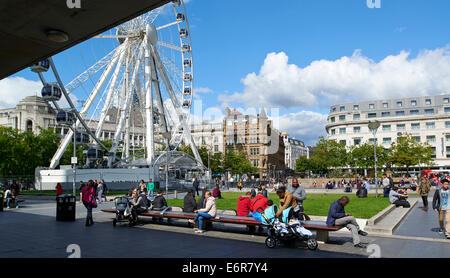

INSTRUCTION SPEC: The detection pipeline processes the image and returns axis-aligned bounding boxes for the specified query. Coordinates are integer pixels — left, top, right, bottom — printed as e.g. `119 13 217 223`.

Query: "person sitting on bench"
275 187 298 219
237 192 253 217
326 196 368 248
389 187 410 208
129 189 148 222
188 191 216 234
183 189 197 213
152 190 171 223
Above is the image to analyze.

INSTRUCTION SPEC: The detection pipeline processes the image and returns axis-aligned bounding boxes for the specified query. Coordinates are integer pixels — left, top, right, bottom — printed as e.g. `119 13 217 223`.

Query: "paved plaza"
0 198 448 258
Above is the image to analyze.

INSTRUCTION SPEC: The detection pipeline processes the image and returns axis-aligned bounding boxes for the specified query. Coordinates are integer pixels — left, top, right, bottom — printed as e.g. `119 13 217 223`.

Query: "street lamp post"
368 121 381 198
162 132 171 198
72 122 76 197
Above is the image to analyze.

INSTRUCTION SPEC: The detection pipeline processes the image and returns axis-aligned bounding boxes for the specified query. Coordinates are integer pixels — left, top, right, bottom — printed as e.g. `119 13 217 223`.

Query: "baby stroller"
261 205 318 250
112 196 134 227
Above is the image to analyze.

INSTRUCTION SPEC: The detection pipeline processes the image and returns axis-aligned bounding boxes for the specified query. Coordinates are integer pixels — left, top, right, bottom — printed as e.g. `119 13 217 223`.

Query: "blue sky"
3 0 450 145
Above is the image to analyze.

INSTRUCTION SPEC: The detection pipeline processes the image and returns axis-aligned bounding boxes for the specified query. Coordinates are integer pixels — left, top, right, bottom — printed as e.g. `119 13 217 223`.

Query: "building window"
383 103 388 108
444 98 450 104
447 147 450 158
413 136 421 143
425 99 432 105
353 126 361 133
340 106 345 111
431 147 436 159
397 124 406 131
411 123 420 130
397 101 403 107
410 110 419 115
330 117 335 123
426 122 435 129
395 111 405 116
383 138 392 145
445 107 450 114
446 135 450 142
339 128 346 134
381 112 390 117
332 107 336 112
354 138 361 145
426 135 436 143
446 121 450 128
331 129 336 135
411 100 417 106
369 138 377 145
353 105 359 110
369 104 375 109
340 140 346 146
339 115 346 121
382 125 391 131
353 114 360 120
425 109 434 114
368 113 376 118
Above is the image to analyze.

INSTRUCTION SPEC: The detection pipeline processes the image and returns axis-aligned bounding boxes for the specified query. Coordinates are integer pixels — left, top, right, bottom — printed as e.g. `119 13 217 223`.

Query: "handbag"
89 192 97 208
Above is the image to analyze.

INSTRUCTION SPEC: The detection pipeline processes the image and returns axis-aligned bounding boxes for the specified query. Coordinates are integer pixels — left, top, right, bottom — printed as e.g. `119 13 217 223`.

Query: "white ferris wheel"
30 0 203 171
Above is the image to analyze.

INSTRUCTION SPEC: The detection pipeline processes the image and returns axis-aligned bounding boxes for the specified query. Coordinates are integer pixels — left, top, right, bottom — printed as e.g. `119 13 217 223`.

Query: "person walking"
192 176 199 197
81 180 97 226
97 180 104 204
188 191 216 233
418 175 431 211
326 196 368 248
432 179 450 238
100 179 108 202
290 178 307 220
55 183 63 196
146 179 155 201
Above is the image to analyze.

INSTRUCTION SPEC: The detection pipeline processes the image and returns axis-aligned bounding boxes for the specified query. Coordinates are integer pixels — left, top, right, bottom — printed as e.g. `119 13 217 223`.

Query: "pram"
112 196 135 227
261 205 318 250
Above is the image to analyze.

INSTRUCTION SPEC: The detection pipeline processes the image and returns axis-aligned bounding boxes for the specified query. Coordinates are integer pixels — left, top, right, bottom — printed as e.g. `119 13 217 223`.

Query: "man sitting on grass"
326 196 368 248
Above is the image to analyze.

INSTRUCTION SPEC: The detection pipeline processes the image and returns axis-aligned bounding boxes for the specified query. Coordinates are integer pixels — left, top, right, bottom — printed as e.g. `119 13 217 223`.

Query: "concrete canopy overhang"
0 0 170 79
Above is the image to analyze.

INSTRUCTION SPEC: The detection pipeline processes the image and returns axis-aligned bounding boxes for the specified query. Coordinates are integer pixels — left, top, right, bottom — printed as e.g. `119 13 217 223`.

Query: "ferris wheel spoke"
156 21 179 31
156 41 183 52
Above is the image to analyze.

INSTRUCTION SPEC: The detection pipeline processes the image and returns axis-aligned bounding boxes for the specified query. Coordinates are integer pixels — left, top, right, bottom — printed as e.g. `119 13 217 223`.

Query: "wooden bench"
101 207 343 243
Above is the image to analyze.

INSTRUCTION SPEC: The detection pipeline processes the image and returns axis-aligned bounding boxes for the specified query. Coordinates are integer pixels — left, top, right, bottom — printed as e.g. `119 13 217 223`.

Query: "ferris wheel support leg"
108 42 145 167
95 42 127 139
150 45 202 166
144 43 155 165
47 47 121 168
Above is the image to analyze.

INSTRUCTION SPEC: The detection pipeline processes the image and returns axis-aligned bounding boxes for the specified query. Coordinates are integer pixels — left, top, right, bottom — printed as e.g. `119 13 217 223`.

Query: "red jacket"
56 184 63 195
237 196 252 216
251 194 268 213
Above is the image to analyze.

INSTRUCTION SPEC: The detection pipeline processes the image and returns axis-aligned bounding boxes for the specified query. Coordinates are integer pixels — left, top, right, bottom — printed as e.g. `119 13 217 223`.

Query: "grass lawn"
168 192 391 219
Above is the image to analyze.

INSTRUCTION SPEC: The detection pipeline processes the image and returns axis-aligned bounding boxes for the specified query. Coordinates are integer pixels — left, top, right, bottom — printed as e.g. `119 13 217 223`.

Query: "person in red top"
251 192 268 214
55 183 63 196
237 192 253 216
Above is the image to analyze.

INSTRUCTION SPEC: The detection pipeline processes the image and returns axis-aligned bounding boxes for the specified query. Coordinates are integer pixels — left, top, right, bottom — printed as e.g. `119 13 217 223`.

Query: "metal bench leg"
316 230 329 243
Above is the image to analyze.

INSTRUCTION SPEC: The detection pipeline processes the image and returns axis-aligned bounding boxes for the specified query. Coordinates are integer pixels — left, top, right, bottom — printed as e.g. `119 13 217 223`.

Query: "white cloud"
0 77 42 109
194 87 213 94
0 76 78 110
272 110 328 146
221 46 450 109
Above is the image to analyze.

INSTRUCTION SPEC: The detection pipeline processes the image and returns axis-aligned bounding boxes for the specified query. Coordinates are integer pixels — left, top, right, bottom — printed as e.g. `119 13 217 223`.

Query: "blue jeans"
98 191 103 204
6 198 12 208
83 201 93 219
194 212 213 230
147 190 154 201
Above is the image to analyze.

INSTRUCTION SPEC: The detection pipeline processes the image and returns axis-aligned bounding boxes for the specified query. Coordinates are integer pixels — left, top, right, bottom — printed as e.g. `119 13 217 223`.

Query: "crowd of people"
1 181 21 209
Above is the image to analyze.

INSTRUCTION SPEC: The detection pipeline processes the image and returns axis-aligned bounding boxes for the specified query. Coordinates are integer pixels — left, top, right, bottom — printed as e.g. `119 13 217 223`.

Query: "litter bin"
56 195 76 221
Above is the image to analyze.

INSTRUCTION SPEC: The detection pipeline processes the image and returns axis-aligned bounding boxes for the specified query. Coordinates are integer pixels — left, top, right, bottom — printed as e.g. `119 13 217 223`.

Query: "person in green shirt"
147 179 155 201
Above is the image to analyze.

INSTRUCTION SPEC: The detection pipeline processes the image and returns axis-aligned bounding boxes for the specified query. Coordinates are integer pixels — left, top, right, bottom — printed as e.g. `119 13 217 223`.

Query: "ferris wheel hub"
146 23 158 46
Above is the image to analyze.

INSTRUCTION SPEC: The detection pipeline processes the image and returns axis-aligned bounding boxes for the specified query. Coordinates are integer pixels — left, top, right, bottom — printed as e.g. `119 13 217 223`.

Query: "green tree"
224 150 258 175
389 133 434 173
348 143 389 173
